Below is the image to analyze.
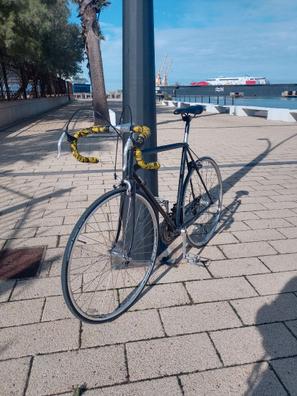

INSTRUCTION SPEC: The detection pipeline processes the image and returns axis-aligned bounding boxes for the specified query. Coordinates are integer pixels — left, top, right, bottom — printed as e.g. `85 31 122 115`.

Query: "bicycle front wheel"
182 156 223 247
61 187 158 323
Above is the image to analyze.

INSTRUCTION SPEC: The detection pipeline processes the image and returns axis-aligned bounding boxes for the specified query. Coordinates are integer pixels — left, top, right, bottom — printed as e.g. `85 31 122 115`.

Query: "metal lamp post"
122 0 158 196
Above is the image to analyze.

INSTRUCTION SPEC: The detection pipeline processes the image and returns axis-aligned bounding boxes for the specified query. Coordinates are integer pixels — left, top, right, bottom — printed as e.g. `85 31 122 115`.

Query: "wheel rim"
183 158 222 247
64 190 158 322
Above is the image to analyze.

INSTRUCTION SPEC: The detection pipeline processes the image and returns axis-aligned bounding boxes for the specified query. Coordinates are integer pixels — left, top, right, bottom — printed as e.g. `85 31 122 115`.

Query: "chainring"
160 220 176 245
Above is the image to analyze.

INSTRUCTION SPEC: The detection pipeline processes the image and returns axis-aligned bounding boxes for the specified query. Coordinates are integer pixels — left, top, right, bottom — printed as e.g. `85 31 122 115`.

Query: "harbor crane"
156 55 172 86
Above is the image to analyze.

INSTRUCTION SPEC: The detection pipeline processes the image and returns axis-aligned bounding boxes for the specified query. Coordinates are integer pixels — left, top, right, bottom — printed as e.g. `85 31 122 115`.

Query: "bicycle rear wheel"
182 156 222 247
61 187 158 323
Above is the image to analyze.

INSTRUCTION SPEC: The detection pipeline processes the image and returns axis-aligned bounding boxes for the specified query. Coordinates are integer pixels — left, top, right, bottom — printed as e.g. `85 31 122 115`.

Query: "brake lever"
57 123 131 160
57 131 66 159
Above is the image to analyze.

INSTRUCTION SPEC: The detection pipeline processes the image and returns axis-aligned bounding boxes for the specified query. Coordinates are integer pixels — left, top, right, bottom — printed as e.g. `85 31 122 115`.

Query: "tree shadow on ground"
0 129 113 169
0 186 72 301
0 102 88 136
0 186 72 217
0 102 101 167
245 276 297 395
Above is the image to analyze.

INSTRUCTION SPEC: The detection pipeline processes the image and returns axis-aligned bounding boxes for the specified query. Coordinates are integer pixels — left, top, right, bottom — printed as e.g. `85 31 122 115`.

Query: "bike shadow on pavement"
221 133 297 196
130 189 247 306
132 132 297 307
156 133 297 270
188 132 297 263
158 189 247 268
244 276 297 395
130 191 245 309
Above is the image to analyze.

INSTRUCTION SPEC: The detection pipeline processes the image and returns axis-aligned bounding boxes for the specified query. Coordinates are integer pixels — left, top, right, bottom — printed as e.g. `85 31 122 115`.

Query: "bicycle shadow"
217 190 249 231
194 189 249 262
134 189 246 302
130 129 297 309
221 133 297 195
168 131 297 259
135 132 297 295
157 189 247 266
244 276 297 395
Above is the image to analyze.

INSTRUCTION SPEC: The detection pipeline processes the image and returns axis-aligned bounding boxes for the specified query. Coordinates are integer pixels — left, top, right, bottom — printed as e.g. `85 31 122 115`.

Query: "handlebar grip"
70 125 108 163
134 148 160 170
132 125 151 138
132 125 160 170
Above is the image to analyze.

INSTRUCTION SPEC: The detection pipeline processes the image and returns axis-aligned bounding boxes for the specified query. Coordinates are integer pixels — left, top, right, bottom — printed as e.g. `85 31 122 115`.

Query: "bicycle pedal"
154 196 169 213
184 253 204 266
160 256 177 266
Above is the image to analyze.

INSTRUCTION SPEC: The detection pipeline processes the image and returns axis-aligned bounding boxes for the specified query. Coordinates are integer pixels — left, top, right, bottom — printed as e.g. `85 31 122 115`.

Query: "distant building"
72 83 92 99
107 90 122 100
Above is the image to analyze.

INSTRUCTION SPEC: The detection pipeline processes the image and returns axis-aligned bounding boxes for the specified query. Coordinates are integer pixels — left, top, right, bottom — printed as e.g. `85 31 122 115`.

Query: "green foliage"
39 0 84 77
73 0 110 13
72 0 110 39
0 0 84 78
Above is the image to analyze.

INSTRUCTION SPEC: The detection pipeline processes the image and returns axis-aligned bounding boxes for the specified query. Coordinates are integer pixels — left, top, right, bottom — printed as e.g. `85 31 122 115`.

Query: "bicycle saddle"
173 105 204 116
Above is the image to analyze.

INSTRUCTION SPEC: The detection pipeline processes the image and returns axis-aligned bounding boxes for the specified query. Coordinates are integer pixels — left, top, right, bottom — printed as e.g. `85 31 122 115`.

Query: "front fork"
112 182 136 261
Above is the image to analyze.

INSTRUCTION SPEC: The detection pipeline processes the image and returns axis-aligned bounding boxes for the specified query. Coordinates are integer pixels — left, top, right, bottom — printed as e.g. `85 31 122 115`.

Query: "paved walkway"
1 101 297 395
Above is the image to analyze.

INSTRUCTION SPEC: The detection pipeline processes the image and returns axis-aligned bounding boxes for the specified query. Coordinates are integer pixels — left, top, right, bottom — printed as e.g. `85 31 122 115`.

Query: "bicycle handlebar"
65 122 160 170
134 147 160 170
69 125 109 163
132 125 160 170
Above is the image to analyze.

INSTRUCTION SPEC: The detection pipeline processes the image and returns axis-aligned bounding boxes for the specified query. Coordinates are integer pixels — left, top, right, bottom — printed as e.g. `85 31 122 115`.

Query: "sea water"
230 96 297 109
176 96 297 110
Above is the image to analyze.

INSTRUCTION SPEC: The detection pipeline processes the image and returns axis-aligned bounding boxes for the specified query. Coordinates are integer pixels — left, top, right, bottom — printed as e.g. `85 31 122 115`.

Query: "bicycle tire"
182 156 223 247
61 187 158 323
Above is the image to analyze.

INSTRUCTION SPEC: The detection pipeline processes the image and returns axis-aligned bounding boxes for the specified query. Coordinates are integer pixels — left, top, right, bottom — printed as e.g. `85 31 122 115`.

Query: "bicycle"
59 104 223 323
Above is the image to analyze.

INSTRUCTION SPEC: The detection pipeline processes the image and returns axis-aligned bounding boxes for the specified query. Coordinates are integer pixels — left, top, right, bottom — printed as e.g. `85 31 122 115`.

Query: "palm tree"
76 0 110 123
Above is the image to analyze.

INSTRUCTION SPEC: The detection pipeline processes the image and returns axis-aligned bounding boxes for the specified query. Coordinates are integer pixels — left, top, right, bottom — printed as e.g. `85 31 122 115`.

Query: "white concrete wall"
0 96 69 129
267 108 297 122
162 100 297 123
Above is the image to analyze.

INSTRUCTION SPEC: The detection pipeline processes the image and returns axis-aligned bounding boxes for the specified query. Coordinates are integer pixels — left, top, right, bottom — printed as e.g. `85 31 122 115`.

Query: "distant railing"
0 90 70 101
173 95 236 106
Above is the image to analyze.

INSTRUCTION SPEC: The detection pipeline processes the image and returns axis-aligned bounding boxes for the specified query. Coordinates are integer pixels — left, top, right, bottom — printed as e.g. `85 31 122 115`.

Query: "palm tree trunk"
20 66 28 99
82 4 110 124
1 62 10 100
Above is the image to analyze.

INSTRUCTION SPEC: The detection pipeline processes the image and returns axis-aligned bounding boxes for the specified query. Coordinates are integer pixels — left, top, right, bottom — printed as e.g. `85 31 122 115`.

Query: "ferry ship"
191 76 270 86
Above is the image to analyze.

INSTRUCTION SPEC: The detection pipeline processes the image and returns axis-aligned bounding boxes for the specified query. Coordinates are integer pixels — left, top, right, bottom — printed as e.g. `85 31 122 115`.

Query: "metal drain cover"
0 246 45 280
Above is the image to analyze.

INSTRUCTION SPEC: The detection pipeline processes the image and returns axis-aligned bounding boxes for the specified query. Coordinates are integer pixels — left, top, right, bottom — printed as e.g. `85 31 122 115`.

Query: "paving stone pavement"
1 101 297 395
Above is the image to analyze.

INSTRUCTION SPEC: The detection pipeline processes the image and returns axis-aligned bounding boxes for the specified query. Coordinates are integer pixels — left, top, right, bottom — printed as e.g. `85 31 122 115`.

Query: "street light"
122 0 158 196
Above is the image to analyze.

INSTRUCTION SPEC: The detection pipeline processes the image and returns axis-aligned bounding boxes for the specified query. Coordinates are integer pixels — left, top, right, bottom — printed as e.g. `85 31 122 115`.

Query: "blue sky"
69 0 297 90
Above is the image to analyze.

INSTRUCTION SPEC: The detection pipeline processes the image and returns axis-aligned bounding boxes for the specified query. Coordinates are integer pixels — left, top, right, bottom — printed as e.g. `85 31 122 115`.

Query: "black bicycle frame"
123 115 214 235
125 140 199 232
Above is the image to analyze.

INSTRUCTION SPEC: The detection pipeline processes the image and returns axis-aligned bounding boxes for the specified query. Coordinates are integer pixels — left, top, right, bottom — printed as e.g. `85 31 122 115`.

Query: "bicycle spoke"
183 158 222 248
62 189 158 322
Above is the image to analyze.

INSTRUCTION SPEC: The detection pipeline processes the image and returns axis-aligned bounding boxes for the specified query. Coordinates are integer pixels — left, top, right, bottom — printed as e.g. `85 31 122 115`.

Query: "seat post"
182 114 191 144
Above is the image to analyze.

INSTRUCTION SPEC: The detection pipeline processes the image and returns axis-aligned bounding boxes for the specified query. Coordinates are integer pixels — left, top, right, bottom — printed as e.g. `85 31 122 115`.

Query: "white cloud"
101 23 122 90
154 20 297 84
81 1 297 89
